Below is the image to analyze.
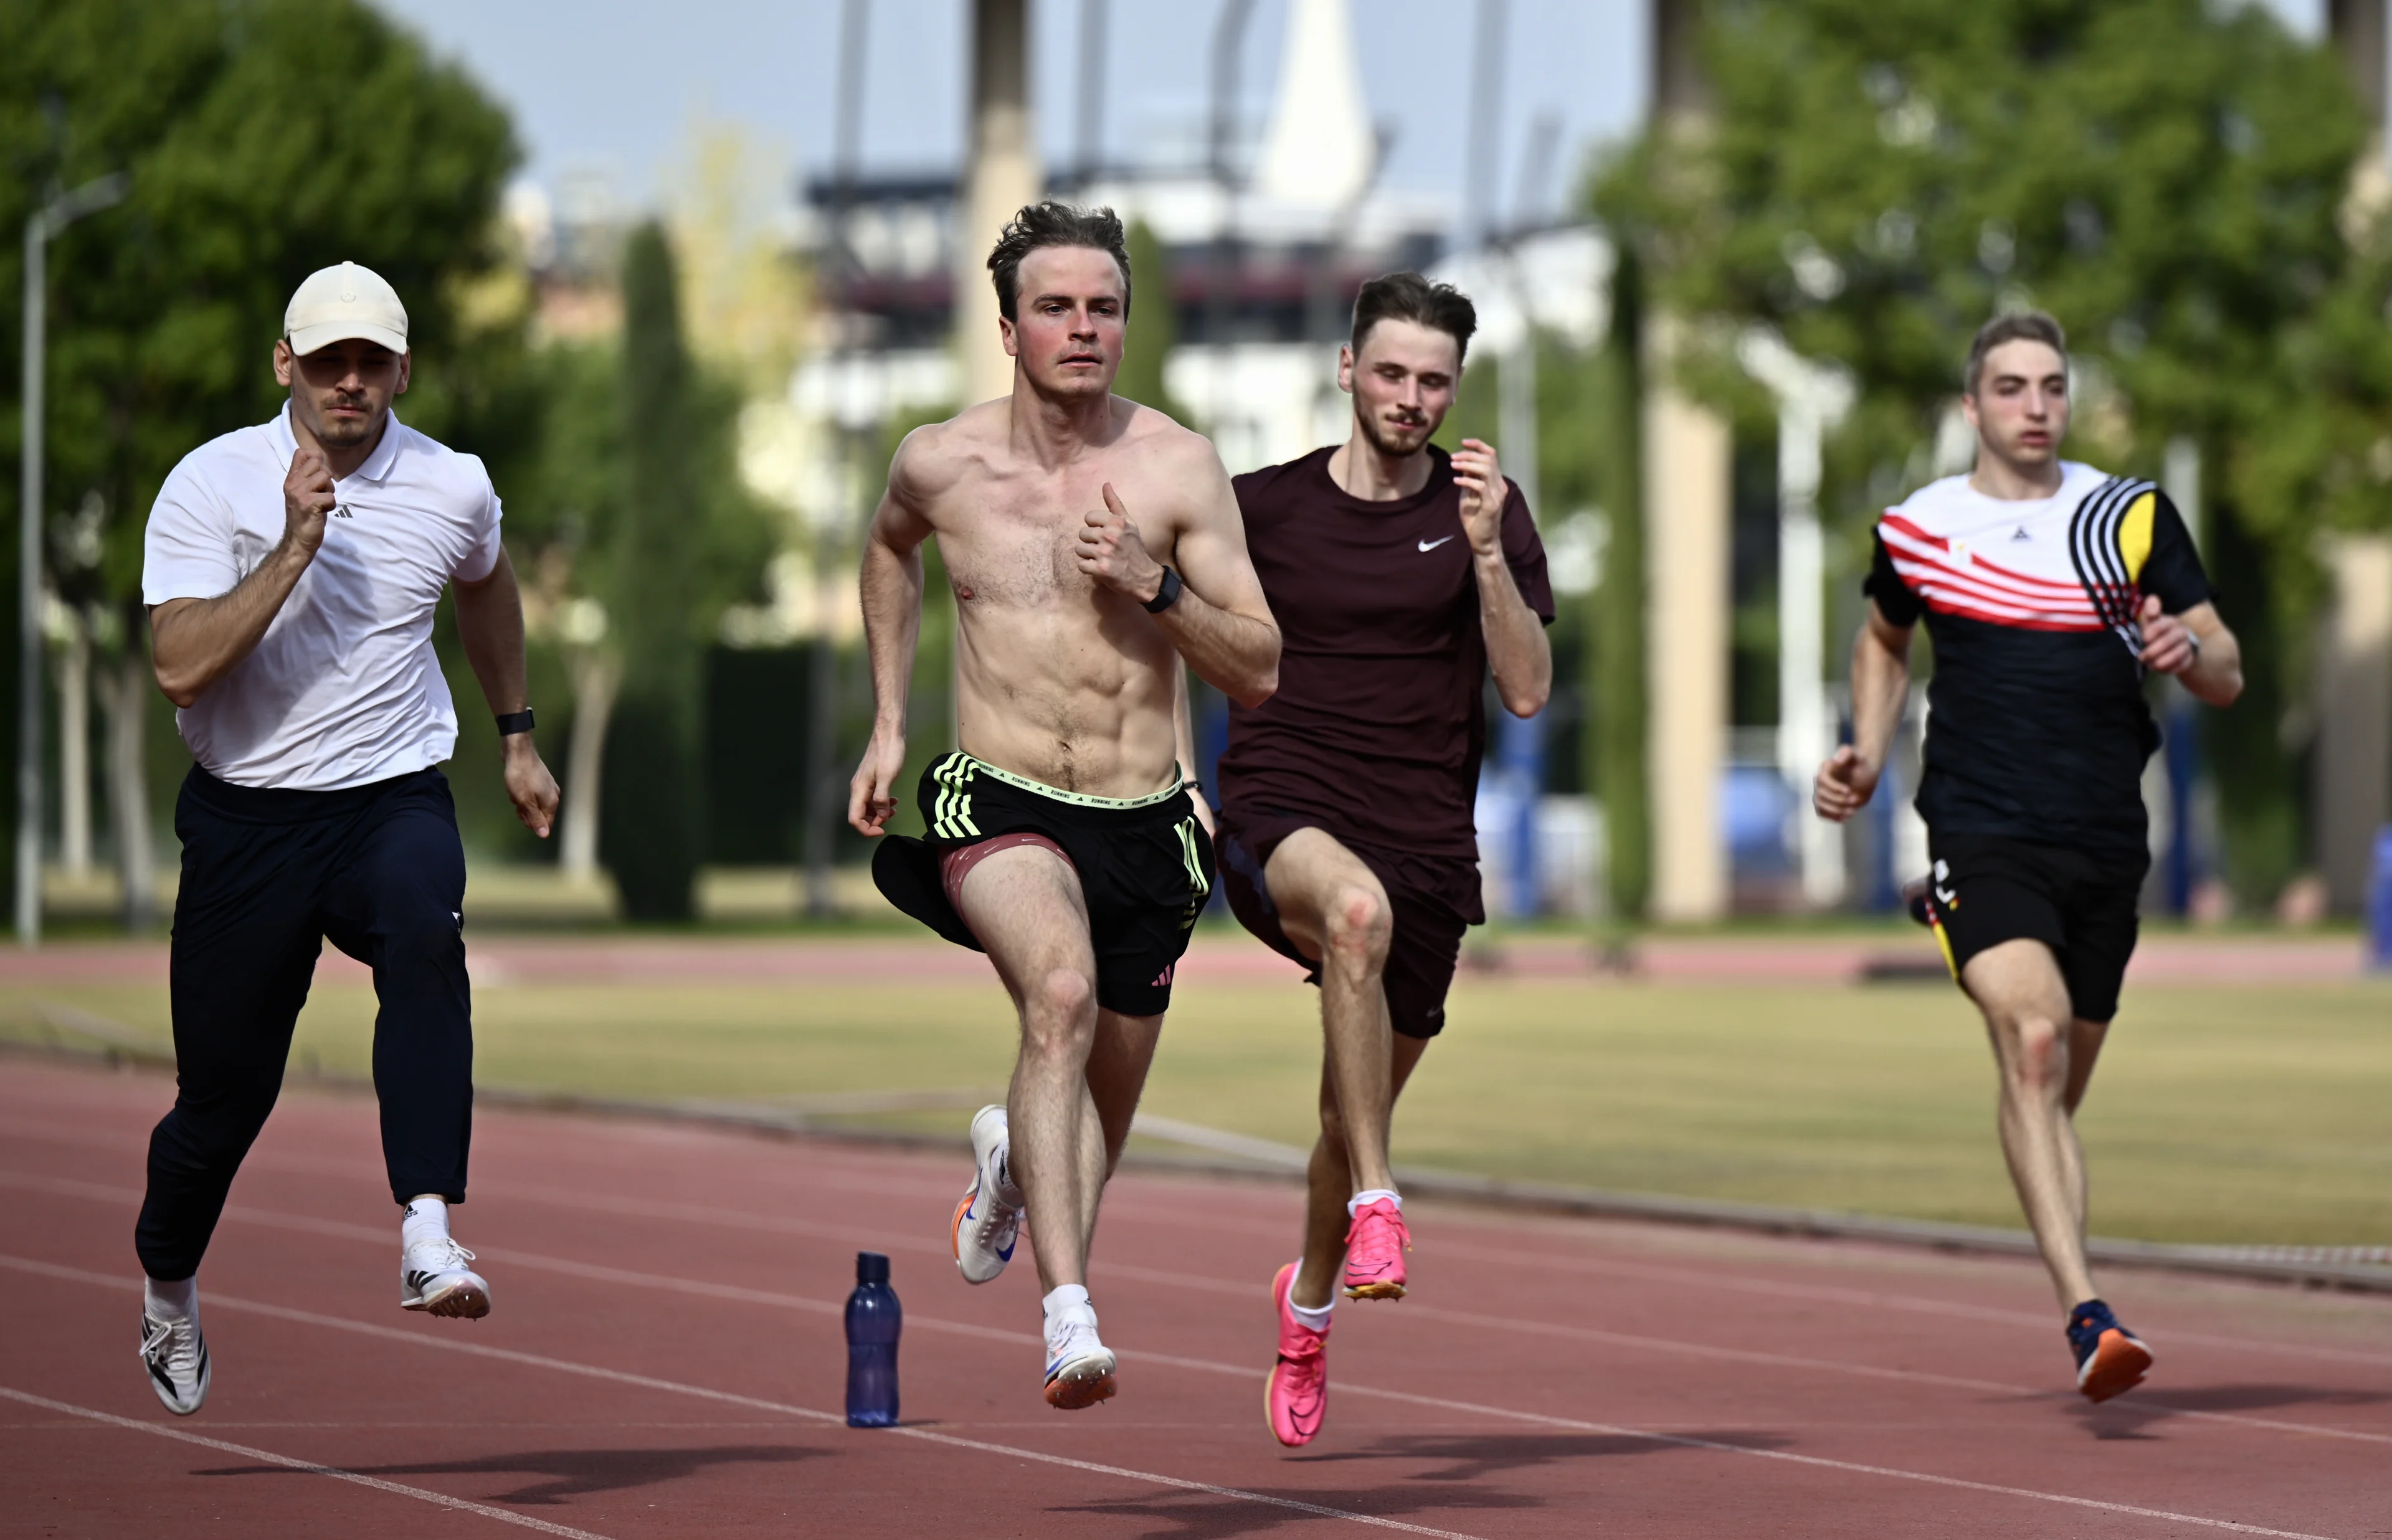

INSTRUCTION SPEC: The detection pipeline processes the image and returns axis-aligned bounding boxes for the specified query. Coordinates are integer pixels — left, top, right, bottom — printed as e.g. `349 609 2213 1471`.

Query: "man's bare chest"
935 475 1172 609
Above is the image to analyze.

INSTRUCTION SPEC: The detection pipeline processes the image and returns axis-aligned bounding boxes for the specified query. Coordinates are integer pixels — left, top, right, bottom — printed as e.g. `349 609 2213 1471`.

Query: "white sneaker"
139 1302 209 1416
1043 1305 1117 1410
951 1103 1023 1285
400 1234 491 1318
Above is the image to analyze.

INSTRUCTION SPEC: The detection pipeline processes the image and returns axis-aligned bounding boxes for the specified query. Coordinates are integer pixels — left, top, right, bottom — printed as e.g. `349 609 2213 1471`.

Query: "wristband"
496 709 536 737
1142 565 1184 613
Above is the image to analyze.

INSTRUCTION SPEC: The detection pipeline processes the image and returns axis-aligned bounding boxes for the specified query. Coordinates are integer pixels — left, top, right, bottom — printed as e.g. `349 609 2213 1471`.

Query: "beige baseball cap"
284 261 409 356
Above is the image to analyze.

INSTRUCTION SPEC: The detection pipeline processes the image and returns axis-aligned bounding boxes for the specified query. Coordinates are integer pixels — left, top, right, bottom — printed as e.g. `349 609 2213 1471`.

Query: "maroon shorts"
1213 805 1479 1039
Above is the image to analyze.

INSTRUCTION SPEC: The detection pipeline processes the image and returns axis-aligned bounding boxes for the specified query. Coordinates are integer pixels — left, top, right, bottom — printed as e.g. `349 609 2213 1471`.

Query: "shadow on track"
1052 1482 1539 1540
196 1441 827 1505
1289 1429 1785 1483
2080 1382 2392 1441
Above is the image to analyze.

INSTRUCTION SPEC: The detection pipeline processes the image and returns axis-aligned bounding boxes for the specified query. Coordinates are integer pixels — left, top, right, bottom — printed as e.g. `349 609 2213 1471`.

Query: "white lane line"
12 1168 2384 1451
0 1386 613 1539
8 1105 2385 1372
1 1253 2350 1540
0 1257 1485 1540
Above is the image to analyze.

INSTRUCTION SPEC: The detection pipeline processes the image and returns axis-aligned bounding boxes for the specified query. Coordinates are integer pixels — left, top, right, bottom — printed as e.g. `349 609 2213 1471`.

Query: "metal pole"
1463 0 1509 252
1775 397 1841 908
16 175 126 945
1076 0 1109 187
17 215 45 945
1206 0 1258 356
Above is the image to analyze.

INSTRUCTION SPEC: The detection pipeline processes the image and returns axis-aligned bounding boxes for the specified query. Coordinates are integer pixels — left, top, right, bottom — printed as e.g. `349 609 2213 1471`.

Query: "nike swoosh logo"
1417 536 1455 552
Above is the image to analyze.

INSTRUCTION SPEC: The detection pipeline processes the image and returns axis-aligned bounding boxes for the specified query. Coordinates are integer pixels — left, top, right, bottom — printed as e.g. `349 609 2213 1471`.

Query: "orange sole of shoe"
949 1191 972 1262
2078 1332 2152 1403
1045 1369 1118 1410
1341 1281 1406 1301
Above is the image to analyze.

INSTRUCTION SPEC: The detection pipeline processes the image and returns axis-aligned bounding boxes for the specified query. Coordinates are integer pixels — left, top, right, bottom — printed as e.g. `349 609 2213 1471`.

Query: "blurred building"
785 0 1454 479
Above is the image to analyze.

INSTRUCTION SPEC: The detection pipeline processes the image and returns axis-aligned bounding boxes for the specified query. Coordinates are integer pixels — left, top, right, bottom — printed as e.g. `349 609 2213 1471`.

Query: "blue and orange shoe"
1341 1196 1410 1300
1266 1262 1329 1447
2067 1299 2153 1403
952 1104 1023 1285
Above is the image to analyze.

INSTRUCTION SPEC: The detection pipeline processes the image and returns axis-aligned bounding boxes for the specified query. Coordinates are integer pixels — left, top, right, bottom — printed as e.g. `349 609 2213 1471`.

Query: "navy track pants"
135 765 473 1282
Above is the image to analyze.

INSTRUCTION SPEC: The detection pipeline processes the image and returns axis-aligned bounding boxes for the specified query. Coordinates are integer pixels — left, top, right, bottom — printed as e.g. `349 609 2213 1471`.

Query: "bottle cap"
856 1250 890 1285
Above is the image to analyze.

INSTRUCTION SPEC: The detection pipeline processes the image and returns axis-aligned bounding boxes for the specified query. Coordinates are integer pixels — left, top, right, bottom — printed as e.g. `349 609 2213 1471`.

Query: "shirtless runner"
848 202 1280 1410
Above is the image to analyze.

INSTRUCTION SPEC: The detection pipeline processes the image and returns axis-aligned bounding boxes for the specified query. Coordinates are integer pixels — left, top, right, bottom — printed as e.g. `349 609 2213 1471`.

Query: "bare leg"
1293 1031 1431 1310
1076 1007 1165 1266
954 845 1107 1293
1265 829 1399 1200
1961 939 2109 1310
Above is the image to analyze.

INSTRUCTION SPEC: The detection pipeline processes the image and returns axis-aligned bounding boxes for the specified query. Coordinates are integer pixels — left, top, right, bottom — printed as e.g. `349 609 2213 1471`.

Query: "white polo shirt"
141 406 505 791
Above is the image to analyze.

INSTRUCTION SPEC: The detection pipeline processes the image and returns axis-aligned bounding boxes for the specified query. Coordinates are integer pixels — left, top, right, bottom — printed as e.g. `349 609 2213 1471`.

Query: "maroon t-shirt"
1217 445 1555 860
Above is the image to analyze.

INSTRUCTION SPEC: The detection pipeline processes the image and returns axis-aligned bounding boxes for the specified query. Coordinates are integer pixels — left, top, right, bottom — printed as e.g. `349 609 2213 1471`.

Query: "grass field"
7 959 2386 1247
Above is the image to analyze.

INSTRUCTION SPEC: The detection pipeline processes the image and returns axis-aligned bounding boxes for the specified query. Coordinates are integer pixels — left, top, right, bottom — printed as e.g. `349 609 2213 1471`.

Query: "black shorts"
871 752 1215 1018
1214 806 1478 1039
1922 831 2148 1023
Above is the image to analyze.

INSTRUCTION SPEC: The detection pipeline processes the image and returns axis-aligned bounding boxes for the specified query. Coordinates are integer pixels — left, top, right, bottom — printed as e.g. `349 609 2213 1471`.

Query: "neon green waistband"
946 752 1185 810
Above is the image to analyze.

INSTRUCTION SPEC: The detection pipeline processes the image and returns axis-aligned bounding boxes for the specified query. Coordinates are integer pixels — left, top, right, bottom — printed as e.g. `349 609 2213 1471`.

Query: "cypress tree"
601 222 704 920
1592 254 1649 919
1116 221 1191 422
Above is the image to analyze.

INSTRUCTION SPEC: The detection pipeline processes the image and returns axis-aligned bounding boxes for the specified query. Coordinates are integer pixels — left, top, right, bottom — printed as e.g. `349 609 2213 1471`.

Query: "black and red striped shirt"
1865 462 2211 854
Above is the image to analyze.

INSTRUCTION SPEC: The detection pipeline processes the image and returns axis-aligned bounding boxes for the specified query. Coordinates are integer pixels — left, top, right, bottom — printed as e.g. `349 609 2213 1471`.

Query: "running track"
2 1059 2385 1539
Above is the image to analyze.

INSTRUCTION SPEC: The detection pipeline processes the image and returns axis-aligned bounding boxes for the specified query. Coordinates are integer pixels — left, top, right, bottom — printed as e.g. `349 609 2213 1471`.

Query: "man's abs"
948 575 1181 798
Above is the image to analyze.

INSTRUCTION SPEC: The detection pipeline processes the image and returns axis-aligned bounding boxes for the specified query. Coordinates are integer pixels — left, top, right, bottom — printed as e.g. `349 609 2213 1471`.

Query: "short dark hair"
1963 310 2067 395
987 202 1131 322
1350 272 1476 362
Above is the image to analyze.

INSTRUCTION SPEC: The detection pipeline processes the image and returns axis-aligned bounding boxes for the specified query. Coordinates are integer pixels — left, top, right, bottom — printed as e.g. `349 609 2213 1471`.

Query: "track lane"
5 1060 2386 1539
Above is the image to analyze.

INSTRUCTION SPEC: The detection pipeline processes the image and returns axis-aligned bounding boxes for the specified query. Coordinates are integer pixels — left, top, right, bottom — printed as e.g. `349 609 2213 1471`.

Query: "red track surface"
4 1057 2386 1539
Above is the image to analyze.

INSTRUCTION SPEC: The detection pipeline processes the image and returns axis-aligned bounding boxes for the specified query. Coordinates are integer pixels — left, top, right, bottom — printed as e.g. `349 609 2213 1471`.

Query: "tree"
595 222 774 921
1594 0 2376 904
1 0 516 923
1116 220 1193 423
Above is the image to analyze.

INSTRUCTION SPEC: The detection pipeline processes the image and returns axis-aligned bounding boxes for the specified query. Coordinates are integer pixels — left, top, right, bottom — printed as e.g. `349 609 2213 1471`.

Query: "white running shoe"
139 1302 209 1416
1043 1305 1118 1410
952 1103 1024 1285
400 1234 491 1318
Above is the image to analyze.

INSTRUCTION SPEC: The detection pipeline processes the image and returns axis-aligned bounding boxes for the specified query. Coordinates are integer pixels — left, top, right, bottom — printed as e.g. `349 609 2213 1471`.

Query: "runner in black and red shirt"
1814 311 2244 1404
1213 273 1554 1447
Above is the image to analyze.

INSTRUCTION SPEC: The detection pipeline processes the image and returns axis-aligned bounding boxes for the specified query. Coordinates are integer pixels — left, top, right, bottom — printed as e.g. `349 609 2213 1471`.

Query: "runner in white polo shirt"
131 262 559 1416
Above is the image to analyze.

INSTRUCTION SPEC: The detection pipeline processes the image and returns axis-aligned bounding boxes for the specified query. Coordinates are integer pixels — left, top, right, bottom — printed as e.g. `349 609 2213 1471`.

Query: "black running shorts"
1922 831 2148 1024
871 752 1215 1018
1213 806 1477 1039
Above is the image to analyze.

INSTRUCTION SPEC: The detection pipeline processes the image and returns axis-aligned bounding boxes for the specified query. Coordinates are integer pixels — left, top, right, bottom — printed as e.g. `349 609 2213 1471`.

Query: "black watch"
496 709 536 737
1142 565 1184 613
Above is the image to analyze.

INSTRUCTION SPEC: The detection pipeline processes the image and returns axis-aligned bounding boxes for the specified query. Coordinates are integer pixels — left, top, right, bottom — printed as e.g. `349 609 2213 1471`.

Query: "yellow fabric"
2118 491 2155 582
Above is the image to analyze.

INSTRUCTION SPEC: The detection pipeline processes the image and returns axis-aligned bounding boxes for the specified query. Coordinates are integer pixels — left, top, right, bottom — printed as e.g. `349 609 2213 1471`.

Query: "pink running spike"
1266 1263 1329 1447
1341 1198 1410 1300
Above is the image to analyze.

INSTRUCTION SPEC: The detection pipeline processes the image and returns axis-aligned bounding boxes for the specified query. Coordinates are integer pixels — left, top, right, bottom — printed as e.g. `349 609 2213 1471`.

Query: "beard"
308 398 379 446
1356 409 1431 460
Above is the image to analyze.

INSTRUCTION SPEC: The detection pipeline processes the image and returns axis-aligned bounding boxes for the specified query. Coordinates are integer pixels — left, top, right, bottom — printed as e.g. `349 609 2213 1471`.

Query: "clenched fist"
1813 744 1881 823
283 447 335 556
1451 438 1507 557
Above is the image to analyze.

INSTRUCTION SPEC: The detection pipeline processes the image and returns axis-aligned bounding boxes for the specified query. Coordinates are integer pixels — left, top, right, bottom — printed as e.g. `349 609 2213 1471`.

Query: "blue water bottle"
2366 824 2392 971
845 1250 901 1427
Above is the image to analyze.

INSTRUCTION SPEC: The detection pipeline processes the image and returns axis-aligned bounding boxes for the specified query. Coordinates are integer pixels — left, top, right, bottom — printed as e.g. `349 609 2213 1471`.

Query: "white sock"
401 1196 450 1252
1347 1188 1402 1217
1042 1284 1094 1335
145 1275 197 1321
1286 1268 1334 1335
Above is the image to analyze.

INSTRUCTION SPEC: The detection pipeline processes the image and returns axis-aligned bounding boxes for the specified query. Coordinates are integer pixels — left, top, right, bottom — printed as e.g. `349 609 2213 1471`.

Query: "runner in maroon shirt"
1215 272 1554 1447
